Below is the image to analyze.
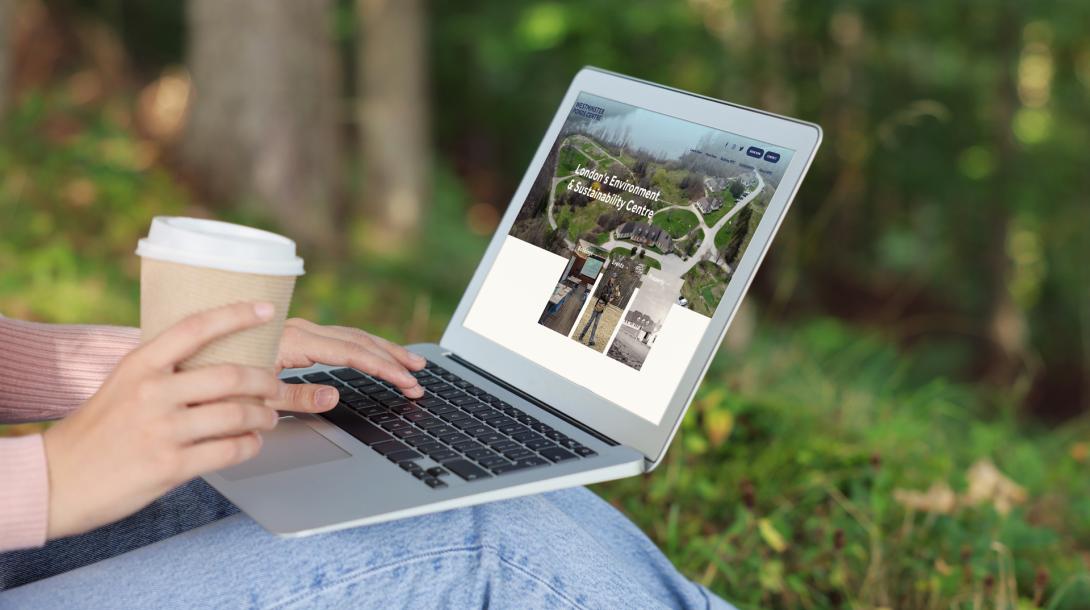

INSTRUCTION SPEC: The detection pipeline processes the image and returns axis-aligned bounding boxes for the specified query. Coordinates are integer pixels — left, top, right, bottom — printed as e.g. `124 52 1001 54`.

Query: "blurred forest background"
1 0 1089 608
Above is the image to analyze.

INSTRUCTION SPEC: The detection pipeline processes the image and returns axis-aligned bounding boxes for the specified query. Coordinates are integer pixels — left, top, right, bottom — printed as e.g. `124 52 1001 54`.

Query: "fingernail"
254 302 275 320
316 386 338 408
412 353 426 366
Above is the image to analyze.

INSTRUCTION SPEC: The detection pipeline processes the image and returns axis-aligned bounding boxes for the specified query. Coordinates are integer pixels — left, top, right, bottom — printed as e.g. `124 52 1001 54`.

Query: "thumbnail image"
569 254 642 352
606 269 684 370
538 240 608 337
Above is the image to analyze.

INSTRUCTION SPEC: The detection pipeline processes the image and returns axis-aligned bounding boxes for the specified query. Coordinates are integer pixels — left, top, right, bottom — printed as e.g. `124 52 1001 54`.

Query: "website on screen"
465 92 794 423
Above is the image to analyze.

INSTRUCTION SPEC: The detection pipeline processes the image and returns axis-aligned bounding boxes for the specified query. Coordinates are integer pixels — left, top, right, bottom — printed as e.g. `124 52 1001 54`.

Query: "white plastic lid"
136 216 305 276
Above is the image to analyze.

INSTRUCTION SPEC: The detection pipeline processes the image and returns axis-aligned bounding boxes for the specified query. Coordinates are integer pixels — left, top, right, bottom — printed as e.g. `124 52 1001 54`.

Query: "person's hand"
270 318 427 413
42 302 282 540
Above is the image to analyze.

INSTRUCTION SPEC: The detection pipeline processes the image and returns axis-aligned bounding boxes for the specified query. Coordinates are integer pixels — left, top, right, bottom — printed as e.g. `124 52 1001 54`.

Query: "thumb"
270 382 339 413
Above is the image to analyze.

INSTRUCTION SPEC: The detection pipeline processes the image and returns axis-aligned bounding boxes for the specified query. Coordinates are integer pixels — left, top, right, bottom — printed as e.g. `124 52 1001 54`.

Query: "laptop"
203 67 822 537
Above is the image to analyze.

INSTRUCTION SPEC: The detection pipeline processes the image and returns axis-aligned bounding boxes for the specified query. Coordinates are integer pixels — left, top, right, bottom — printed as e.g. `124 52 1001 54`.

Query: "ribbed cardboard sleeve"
140 259 296 370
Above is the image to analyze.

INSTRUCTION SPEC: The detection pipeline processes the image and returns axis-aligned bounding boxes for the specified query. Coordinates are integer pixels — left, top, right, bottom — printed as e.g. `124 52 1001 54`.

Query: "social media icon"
763 151 780 163
746 146 764 158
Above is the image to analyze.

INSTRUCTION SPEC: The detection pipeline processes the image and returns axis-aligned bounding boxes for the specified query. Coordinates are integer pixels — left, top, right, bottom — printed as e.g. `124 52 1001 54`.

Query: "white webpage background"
463 236 710 424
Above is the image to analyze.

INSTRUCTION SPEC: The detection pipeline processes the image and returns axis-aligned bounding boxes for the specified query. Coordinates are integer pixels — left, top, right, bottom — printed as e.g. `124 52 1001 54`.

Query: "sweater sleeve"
0 435 49 551
0 318 141 422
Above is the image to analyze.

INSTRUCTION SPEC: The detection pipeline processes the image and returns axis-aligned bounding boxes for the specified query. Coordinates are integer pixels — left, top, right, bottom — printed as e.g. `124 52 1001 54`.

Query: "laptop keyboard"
281 361 597 490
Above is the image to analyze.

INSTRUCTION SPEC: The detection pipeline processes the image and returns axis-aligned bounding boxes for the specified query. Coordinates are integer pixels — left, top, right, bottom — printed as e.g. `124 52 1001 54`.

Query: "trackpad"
219 417 351 481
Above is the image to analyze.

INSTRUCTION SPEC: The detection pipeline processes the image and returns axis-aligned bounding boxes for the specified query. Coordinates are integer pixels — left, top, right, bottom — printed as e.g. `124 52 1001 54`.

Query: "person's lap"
1 480 732 609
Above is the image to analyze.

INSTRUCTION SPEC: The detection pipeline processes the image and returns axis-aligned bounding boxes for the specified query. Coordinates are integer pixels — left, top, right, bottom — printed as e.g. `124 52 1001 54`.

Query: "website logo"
746 146 764 159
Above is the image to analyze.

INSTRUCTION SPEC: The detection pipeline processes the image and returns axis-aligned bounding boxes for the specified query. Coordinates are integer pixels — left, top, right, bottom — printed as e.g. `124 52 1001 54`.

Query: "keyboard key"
545 430 567 441
415 441 445 453
515 456 548 468
511 431 538 443
391 427 418 438
303 372 334 383
371 391 398 402
443 459 492 481
320 405 391 445
402 434 431 447
503 448 534 460
281 376 304 384
426 467 449 477
404 410 430 422
480 412 506 423
477 432 505 444
573 446 597 457
440 411 472 422
369 412 398 423
525 439 555 451
453 420 487 432
417 417 444 429
489 439 519 452
453 440 484 453
449 396 477 406
428 449 459 462
390 403 419 415
428 425 458 438
412 468 430 480
424 477 448 489
497 422 526 435
410 369 430 379
427 404 458 416
380 420 411 432
398 460 418 471
478 456 510 469
379 397 410 408
331 368 367 381
417 397 445 407
371 440 411 455
387 449 423 462
358 406 387 417
539 447 577 462
348 378 377 388
438 432 470 445
531 422 553 433
465 448 497 461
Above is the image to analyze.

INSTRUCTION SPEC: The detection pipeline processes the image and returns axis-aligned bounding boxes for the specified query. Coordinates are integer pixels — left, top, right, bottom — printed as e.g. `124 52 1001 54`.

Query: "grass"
652 208 700 239
3 90 1089 610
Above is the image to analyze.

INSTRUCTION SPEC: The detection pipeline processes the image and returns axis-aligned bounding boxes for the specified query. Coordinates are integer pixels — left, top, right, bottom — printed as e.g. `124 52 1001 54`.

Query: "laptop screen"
464 92 795 425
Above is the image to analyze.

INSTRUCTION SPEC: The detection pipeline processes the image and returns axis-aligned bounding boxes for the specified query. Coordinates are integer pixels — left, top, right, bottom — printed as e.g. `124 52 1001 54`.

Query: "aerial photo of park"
511 92 793 369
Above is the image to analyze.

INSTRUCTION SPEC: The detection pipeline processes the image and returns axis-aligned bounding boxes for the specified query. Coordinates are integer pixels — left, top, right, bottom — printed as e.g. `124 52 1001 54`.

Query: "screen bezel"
441 67 822 464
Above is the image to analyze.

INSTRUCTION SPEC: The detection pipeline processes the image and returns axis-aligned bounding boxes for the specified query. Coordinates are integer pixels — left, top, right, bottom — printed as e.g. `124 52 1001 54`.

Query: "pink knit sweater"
0 318 140 552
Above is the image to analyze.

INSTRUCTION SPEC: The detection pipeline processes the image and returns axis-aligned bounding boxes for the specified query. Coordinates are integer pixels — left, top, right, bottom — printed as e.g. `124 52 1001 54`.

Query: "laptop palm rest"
219 416 351 481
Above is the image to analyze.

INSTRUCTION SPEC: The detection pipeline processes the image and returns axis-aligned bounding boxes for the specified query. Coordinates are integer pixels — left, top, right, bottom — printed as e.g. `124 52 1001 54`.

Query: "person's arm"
0 318 140 422
0 319 138 551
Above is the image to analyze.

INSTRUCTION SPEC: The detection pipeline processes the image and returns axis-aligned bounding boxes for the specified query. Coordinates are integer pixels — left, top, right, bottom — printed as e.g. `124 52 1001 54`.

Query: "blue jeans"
0 480 733 609
578 309 603 343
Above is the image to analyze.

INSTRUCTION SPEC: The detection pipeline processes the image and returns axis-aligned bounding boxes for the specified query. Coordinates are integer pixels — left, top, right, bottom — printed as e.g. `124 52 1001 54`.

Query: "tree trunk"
0 0 11 118
182 0 341 248
357 0 430 250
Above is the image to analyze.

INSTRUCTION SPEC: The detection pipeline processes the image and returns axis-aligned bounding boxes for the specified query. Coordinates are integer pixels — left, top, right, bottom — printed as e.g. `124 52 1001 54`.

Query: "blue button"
746 146 764 159
763 151 780 163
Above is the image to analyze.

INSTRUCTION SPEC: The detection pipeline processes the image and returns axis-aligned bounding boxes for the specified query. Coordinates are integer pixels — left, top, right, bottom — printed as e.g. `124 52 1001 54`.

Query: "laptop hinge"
444 353 620 447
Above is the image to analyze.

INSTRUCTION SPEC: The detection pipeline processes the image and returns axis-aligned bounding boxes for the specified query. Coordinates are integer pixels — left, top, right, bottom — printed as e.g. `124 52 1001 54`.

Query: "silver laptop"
203 67 822 537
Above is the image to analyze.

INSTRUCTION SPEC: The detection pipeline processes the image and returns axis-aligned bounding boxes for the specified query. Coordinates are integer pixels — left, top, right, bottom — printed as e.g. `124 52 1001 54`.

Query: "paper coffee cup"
136 216 305 370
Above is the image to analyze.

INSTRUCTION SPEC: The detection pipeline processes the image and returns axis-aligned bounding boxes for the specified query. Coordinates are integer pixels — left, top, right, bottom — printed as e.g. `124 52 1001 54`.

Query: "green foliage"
652 208 700 239
595 319 1090 608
